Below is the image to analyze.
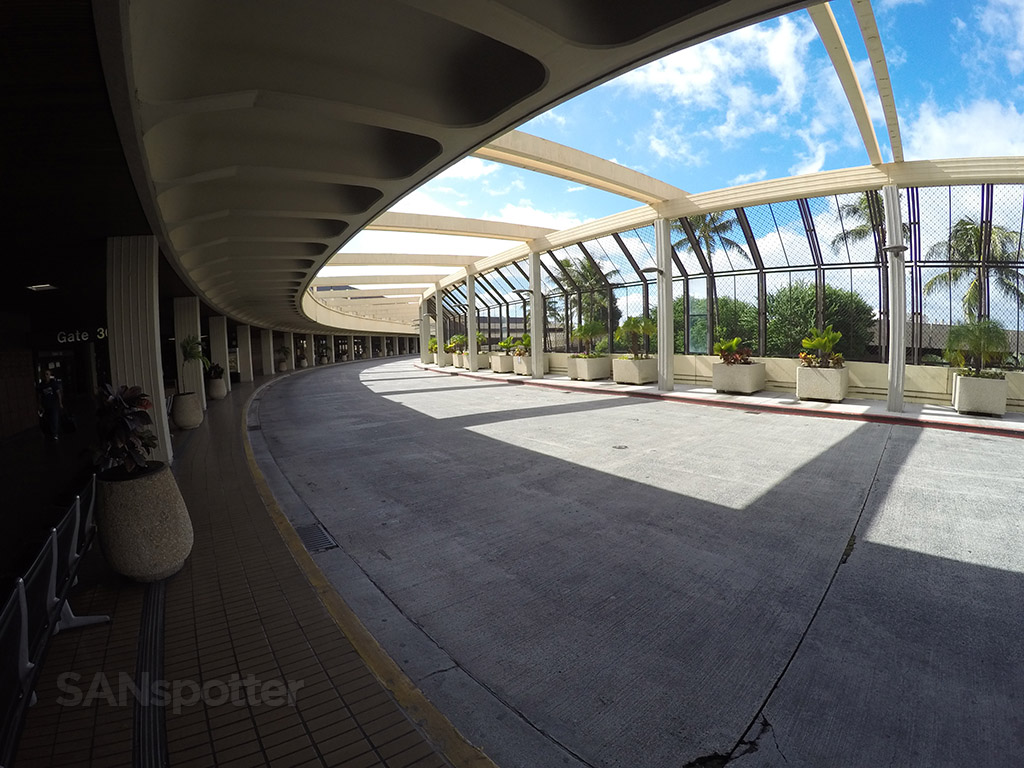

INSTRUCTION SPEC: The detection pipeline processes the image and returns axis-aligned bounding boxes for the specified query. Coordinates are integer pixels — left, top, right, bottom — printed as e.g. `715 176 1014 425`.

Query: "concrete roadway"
250 358 1024 768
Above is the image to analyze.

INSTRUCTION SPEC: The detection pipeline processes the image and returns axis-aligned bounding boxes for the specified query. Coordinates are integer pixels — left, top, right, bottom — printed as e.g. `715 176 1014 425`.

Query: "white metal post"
529 252 543 379
467 274 479 371
655 218 675 391
883 184 907 412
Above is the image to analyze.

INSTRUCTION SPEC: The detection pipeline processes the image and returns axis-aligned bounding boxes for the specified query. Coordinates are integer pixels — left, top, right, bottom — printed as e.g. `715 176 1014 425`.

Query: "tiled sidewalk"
15 372 451 768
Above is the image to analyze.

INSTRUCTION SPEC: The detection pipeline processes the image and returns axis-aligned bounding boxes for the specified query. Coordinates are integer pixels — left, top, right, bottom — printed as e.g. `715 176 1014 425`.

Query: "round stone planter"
277 361 288 372
298 359 308 368
171 392 204 429
207 378 227 400
319 356 329 365
96 462 194 582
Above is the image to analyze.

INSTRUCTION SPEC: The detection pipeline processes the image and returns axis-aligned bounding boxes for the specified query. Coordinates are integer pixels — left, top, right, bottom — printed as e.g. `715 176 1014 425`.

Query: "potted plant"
296 346 308 368
945 319 1010 415
796 324 848 402
172 334 209 429
206 362 227 400
513 333 532 375
276 345 291 373
712 337 765 394
568 320 610 381
449 334 468 368
317 341 330 365
491 335 517 373
428 336 438 364
612 316 658 385
467 331 489 370
93 384 194 582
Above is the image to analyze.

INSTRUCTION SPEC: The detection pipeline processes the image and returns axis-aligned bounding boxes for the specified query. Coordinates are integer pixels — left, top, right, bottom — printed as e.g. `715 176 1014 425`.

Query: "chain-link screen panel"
544 290 568 352
714 274 760 350
586 236 637 285
743 203 791 269
829 191 884 266
988 266 1024 359
672 278 688 353
764 270 817 357
682 210 750 273
623 225 660 273
823 267 883 362
670 220 706 275
688 276 709 354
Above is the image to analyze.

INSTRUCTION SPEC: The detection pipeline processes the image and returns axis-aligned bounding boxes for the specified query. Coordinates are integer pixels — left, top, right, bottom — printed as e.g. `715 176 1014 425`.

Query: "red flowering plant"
94 384 159 475
713 337 754 365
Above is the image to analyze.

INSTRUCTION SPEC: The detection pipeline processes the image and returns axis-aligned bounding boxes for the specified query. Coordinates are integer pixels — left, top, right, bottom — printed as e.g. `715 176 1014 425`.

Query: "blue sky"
340 0 1024 258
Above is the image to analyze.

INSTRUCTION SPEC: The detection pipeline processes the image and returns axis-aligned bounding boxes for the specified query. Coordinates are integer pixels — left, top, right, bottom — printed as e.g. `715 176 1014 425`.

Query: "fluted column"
209 315 231 392
106 236 172 465
237 325 254 382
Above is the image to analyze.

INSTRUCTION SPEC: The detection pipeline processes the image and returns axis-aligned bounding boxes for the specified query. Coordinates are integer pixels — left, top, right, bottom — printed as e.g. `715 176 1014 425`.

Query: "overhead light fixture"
640 267 663 275
514 289 532 297
26 283 58 291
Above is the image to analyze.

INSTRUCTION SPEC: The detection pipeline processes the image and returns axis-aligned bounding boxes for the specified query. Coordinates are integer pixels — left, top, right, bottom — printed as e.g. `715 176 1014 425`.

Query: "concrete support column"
529 252 543 379
237 325 254 382
347 335 355 361
173 296 206 409
299 332 313 366
393 336 398 357
106 235 172 465
467 275 479 371
435 287 446 359
209 315 231 392
367 336 374 359
655 218 675 392
282 332 295 370
260 329 275 376
327 335 336 363
883 184 907 412
420 302 430 363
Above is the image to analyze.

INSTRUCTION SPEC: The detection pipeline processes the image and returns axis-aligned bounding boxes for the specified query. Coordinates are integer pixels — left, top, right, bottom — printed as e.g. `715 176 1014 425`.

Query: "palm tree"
924 216 1024 322
832 190 883 251
671 211 747 265
559 256 621 331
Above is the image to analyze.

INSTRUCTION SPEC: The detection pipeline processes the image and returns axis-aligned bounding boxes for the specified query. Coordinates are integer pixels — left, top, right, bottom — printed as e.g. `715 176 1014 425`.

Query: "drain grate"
295 522 339 553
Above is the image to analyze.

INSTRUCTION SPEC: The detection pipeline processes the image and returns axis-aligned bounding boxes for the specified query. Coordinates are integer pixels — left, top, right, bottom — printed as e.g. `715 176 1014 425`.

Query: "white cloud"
436 157 502 181
977 0 1024 75
487 200 583 230
484 177 526 196
530 110 567 128
730 169 768 185
904 99 1024 160
566 185 586 193
789 142 828 176
389 188 465 217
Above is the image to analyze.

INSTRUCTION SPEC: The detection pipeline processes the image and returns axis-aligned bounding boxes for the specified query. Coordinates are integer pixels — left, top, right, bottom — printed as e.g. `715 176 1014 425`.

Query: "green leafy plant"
514 333 531 357
497 336 517 355
428 337 438 353
615 316 656 359
276 345 291 361
179 334 211 391
208 362 225 380
799 325 844 368
449 334 467 353
944 319 1009 378
713 336 753 365
476 331 487 348
94 384 159 474
570 319 606 358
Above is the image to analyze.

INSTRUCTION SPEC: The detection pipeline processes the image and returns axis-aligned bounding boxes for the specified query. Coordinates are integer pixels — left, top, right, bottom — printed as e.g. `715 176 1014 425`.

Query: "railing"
0 474 109 768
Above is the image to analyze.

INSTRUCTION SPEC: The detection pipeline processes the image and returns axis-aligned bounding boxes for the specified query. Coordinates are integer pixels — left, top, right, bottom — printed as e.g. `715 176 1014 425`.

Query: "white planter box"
453 353 466 368
467 354 489 370
568 356 611 381
513 356 532 375
952 373 1007 415
612 357 658 385
796 366 849 402
491 355 514 373
712 361 766 394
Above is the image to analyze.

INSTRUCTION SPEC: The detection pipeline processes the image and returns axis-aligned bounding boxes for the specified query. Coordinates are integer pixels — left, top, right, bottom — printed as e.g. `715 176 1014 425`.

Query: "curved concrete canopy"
95 0 814 334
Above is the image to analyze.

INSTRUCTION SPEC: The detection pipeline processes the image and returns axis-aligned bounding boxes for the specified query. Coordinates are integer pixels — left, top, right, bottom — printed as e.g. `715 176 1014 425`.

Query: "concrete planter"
277 361 287 372
612 357 658 385
433 351 452 366
568 356 611 381
298 358 308 368
712 361 766 394
207 378 227 400
513 355 532 375
466 354 488 370
952 373 1007 415
171 392 204 429
491 355 514 373
96 462 194 582
319 356 329 365
796 366 849 402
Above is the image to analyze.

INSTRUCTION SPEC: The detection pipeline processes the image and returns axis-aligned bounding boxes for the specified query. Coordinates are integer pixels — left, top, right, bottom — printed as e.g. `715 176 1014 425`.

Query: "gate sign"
57 327 107 344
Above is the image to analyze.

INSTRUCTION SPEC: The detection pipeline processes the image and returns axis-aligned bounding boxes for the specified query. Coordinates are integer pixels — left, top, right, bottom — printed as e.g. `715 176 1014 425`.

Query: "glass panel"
767 199 814 267
688 277 708 354
743 203 790 269
823 267 881 362
670 219 706 275
714 274 760 349
671 278 687 353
